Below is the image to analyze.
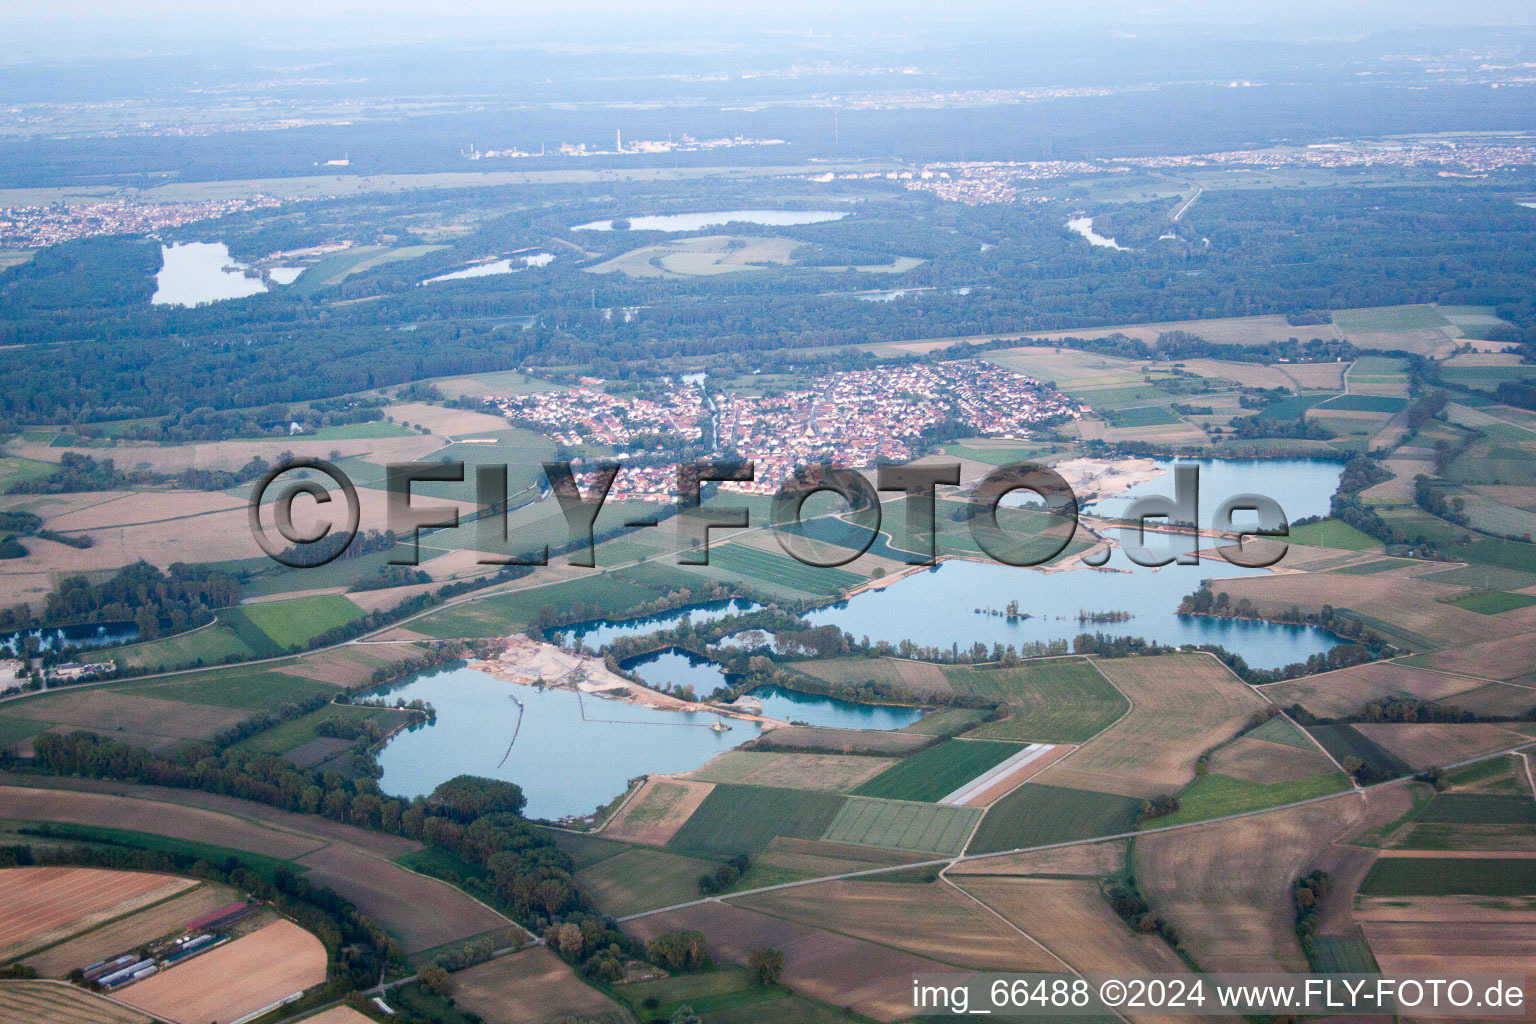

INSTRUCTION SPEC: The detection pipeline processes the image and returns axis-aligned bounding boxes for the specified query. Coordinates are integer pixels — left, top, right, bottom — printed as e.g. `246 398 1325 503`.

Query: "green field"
1330 558 1417 576
222 594 366 653
306 420 418 440
851 739 1025 802
615 967 781 1022
967 783 1143 854
233 703 402 754
1416 793 1536 824
1359 857 1536 896
1306 724 1412 779
1316 395 1408 414
1147 771 1351 827
1445 590 1536 615
1246 714 1316 750
945 659 1129 743
819 796 981 855
667 785 847 859
119 665 340 710
1103 405 1182 428
83 619 257 671
1287 518 1381 551
575 846 720 918
0 456 56 492
901 707 992 736
1335 306 1449 333
1310 936 1378 973
543 828 633 871
705 543 864 597
409 575 665 638
1424 564 1536 591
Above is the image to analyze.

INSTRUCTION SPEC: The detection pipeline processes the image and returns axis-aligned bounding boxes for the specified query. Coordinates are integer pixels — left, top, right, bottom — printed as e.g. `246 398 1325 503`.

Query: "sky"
7 0 1536 58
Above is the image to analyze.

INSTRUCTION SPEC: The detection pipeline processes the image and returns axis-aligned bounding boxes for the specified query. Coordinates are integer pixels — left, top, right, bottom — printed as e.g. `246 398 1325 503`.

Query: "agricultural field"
221 593 367 654
966 783 1143 853
1351 722 1534 771
21 881 242 977
851 739 1025 802
685 751 897 793
603 778 716 846
0 867 195 961
622 899 956 1022
1286 518 1382 550
819 796 981 855
0 981 151 1024
942 658 1129 743
955 875 1195 978
1148 770 1351 827
114 919 327 1024
735 877 1058 971
666 785 847 859
1359 857 1536 897
575 846 719 917
1135 796 1366 974
449 946 629 1023
1039 654 1268 799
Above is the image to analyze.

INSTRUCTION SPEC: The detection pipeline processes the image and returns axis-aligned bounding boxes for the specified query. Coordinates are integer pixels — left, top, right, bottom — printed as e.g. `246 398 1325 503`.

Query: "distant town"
496 360 1081 501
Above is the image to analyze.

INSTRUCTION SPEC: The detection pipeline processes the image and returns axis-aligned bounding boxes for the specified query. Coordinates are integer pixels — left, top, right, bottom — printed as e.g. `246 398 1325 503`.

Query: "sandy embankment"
468 635 786 726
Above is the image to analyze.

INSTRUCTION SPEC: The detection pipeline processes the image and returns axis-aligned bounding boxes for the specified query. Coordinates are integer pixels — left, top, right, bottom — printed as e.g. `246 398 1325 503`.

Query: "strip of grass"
1359 857 1536 896
667 784 847 859
1103 405 1181 427
233 703 397 754
1317 395 1408 413
967 783 1142 854
1310 935 1378 973
1146 771 1351 827
706 543 864 597
1330 557 1417 575
852 739 1025 802
1445 590 1536 615
1287 518 1381 551
1246 715 1316 750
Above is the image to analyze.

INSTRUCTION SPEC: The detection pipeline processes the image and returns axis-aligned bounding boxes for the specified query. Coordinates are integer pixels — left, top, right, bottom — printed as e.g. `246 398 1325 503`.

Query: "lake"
1080 456 1343 530
1067 217 1128 250
800 551 1343 669
551 598 763 650
369 661 913 819
0 621 138 655
421 253 555 284
572 210 847 232
151 242 268 306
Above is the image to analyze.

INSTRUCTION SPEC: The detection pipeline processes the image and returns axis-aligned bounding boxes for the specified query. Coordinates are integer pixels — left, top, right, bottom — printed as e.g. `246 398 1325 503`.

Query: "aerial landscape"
1 1 1535 1022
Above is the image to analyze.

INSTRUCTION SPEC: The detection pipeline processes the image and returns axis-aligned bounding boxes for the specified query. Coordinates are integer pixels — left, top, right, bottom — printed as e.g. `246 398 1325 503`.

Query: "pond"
151 242 268 306
572 210 847 232
421 253 554 284
0 621 139 655
550 598 763 650
1080 457 1343 530
799 550 1344 670
1066 217 1128 251
748 684 925 730
369 660 916 819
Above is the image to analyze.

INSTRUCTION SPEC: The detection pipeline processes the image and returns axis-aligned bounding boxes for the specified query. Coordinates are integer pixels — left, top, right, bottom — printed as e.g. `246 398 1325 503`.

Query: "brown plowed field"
735 878 1059 971
0 980 151 1024
602 777 715 846
949 839 1126 878
0 786 322 859
1352 722 1532 770
0 868 193 960
1265 662 1487 718
624 900 954 1022
1039 654 1267 799
1415 631 1536 681
23 882 240 977
448 946 630 1024
1136 795 1367 974
295 845 510 954
1209 736 1337 783
116 919 327 1024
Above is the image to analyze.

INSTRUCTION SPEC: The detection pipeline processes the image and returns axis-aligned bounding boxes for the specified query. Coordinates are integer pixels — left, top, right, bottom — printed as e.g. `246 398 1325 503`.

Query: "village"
495 360 1082 501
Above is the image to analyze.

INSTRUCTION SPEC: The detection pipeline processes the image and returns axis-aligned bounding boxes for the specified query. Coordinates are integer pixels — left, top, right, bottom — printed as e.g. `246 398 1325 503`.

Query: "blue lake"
0 622 138 655
800 549 1344 670
552 599 763 650
1080 457 1343 530
370 660 916 820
